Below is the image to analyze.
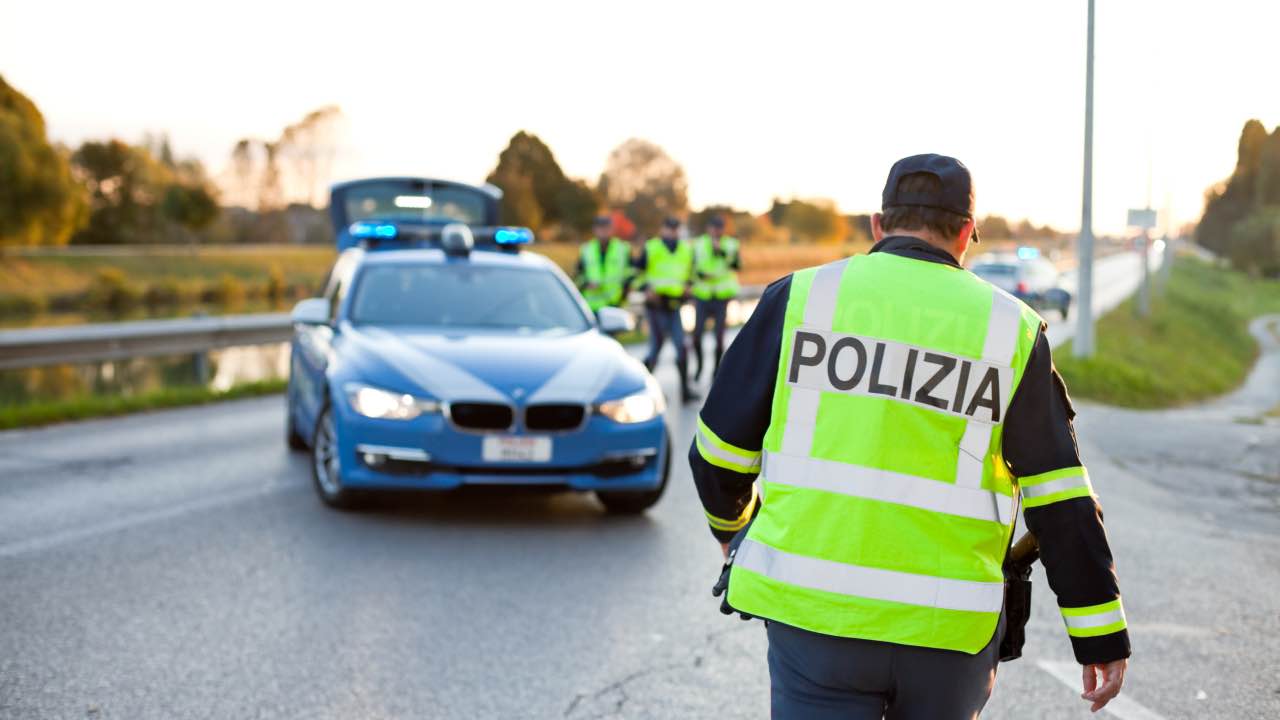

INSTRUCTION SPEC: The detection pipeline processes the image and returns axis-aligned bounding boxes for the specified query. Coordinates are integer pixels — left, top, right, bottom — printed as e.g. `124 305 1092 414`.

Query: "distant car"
286 177 669 514
969 250 1072 319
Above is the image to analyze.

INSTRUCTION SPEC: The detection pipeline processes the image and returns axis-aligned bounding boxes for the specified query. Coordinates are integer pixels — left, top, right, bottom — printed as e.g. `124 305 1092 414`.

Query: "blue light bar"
349 221 399 240
1016 246 1040 260
493 227 534 245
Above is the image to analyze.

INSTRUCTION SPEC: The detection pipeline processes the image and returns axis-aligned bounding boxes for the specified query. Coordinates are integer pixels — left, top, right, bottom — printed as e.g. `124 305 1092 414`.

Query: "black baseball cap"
662 216 681 229
593 215 612 227
882 153 979 241
707 215 725 229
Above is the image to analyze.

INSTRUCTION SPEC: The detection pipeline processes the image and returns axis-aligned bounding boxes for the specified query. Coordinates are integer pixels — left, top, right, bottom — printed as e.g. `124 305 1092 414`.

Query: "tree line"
3 73 1063 249
1198 119 1280 276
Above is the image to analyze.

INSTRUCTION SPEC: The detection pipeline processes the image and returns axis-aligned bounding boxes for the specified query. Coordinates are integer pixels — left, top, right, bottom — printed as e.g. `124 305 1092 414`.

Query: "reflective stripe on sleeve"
705 485 758 532
695 416 762 474
734 538 1004 613
1020 466 1094 508
1061 598 1127 638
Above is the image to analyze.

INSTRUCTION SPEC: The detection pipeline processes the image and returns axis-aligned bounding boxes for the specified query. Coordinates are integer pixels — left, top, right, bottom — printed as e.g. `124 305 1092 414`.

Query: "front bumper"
331 404 667 491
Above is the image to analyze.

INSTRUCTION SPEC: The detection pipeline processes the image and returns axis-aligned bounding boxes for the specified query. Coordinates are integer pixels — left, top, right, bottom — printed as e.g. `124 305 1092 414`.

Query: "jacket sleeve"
632 247 649 292
1003 328 1132 665
688 275 790 542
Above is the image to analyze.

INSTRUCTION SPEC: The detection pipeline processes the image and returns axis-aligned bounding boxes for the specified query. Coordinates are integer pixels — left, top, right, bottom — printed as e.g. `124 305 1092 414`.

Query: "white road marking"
1036 660 1168 720
0 484 292 558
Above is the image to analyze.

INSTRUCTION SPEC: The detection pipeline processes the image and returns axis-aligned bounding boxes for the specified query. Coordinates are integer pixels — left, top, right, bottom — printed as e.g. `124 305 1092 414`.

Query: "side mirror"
596 306 635 336
291 298 330 325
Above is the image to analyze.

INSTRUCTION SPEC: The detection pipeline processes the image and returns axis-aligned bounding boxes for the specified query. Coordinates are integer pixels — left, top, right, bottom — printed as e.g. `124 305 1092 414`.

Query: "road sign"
1127 208 1157 229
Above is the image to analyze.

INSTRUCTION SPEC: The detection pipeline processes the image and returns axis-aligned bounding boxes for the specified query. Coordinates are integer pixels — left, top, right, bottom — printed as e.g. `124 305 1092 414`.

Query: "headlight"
345 383 439 420
597 379 666 424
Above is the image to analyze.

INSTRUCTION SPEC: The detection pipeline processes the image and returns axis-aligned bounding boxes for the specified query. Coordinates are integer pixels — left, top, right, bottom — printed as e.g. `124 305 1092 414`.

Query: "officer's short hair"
880 173 970 241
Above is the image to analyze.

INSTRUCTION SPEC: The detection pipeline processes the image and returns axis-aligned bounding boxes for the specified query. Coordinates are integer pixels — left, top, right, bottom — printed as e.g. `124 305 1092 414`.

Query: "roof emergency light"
350 221 399 240
493 227 534 246
1016 246 1040 260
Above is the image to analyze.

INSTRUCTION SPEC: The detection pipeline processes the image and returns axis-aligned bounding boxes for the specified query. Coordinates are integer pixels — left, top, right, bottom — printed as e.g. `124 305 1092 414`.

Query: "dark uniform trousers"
766 612 1005 720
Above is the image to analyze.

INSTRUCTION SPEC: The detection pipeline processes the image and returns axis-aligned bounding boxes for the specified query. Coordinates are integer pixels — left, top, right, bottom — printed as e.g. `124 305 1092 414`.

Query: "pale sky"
2 0 1276 234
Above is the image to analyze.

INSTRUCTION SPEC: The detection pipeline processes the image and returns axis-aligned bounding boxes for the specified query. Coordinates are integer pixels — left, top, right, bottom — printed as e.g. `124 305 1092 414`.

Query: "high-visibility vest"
692 235 741 301
579 238 631 311
723 251 1046 654
644 237 693 298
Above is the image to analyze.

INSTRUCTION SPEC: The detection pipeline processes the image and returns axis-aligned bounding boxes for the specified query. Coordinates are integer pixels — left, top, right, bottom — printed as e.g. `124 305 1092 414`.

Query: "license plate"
482 436 552 463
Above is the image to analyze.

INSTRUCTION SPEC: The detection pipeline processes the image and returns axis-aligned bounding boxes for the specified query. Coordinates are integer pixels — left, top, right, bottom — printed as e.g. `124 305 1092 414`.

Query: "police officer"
575 215 633 313
690 215 741 380
636 216 699 403
690 155 1130 718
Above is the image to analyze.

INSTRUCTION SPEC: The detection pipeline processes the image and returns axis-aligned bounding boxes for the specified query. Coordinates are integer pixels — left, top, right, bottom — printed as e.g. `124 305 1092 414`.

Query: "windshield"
970 263 1018 278
343 181 488 225
349 263 591 334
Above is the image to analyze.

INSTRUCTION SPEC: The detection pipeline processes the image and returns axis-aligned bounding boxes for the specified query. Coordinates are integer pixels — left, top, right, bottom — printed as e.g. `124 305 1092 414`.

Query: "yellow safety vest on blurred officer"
644 236 694 298
692 234 741 301
579 236 631 311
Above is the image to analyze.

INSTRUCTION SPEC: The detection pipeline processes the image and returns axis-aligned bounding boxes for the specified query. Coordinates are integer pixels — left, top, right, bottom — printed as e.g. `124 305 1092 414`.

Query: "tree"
486 131 599 238
783 198 847 244
1198 119 1280 275
597 138 688 238
71 138 219 244
978 214 1013 241
221 106 347 211
0 74 86 247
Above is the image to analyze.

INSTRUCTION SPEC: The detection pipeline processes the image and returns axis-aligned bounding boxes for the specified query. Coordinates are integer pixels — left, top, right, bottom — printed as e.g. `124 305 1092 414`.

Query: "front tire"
596 430 671 515
310 404 361 510
285 386 307 451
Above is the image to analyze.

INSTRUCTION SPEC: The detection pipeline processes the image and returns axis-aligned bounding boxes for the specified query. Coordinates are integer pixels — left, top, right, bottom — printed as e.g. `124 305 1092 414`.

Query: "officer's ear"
870 213 885 242
953 218 977 259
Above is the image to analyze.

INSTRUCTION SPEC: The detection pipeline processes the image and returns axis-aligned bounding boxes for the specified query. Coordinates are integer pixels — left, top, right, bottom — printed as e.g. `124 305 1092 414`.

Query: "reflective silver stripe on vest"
735 538 1004 613
955 289 1023 487
781 259 849 457
763 452 1014 525
1021 472 1093 500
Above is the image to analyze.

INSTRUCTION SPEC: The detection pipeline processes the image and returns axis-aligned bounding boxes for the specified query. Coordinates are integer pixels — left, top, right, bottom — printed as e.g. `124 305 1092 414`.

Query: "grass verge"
0 379 286 431
1056 257 1280 408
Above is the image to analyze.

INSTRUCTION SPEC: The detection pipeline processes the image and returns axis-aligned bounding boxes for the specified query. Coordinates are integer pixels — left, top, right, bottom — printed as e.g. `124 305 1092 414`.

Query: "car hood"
339 326 646 404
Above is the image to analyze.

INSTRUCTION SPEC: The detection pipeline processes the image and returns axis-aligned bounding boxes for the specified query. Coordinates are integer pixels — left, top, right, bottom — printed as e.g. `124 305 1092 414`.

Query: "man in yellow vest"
636 216 699 403
575 215 632 313
690 215 741 381
690 155 1129 718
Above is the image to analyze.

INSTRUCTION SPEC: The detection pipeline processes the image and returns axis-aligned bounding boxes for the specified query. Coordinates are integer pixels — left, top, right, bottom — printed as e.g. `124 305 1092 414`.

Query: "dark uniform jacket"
689 235 1132 665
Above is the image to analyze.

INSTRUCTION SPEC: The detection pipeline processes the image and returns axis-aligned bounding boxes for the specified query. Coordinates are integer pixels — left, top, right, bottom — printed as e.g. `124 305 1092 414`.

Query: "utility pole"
1074 0 1097 358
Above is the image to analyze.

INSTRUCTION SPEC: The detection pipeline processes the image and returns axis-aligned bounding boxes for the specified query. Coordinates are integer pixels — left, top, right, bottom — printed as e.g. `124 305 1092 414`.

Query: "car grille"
449 403 514 431
524 403 586 432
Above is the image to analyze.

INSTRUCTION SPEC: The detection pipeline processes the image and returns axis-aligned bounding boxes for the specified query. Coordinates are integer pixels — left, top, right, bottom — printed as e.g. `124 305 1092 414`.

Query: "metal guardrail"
0 286 766 371
0 314 293 370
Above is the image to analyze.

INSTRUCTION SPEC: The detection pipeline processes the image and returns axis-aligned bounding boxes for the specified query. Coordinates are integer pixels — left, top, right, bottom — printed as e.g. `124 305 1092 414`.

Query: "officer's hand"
1082 659 1126 712
585 282 599 290
645 289 657 304
720 542 730 560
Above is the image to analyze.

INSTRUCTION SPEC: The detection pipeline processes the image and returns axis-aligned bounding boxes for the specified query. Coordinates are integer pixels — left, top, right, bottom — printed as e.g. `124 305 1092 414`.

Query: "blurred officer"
636 216 699 403
690 154 1130 718
690 215 741 380
575 215 632 313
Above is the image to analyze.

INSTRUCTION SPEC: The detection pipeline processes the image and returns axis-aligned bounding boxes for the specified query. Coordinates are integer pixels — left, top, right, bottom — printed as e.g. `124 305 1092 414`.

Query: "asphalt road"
3 251 1277 719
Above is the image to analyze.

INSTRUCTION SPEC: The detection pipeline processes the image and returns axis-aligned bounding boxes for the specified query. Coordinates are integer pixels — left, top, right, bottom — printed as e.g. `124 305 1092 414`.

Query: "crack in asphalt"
563 624 757 719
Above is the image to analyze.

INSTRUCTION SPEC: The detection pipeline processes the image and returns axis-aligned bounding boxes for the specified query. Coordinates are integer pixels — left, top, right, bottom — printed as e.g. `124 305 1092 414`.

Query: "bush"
204 273 247 307
266 264 286 302
0 292 46 317
87 267 142 311
143 277 185 307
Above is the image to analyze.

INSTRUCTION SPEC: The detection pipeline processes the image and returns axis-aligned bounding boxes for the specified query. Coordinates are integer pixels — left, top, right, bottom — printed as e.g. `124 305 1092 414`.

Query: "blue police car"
285 177 670 513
